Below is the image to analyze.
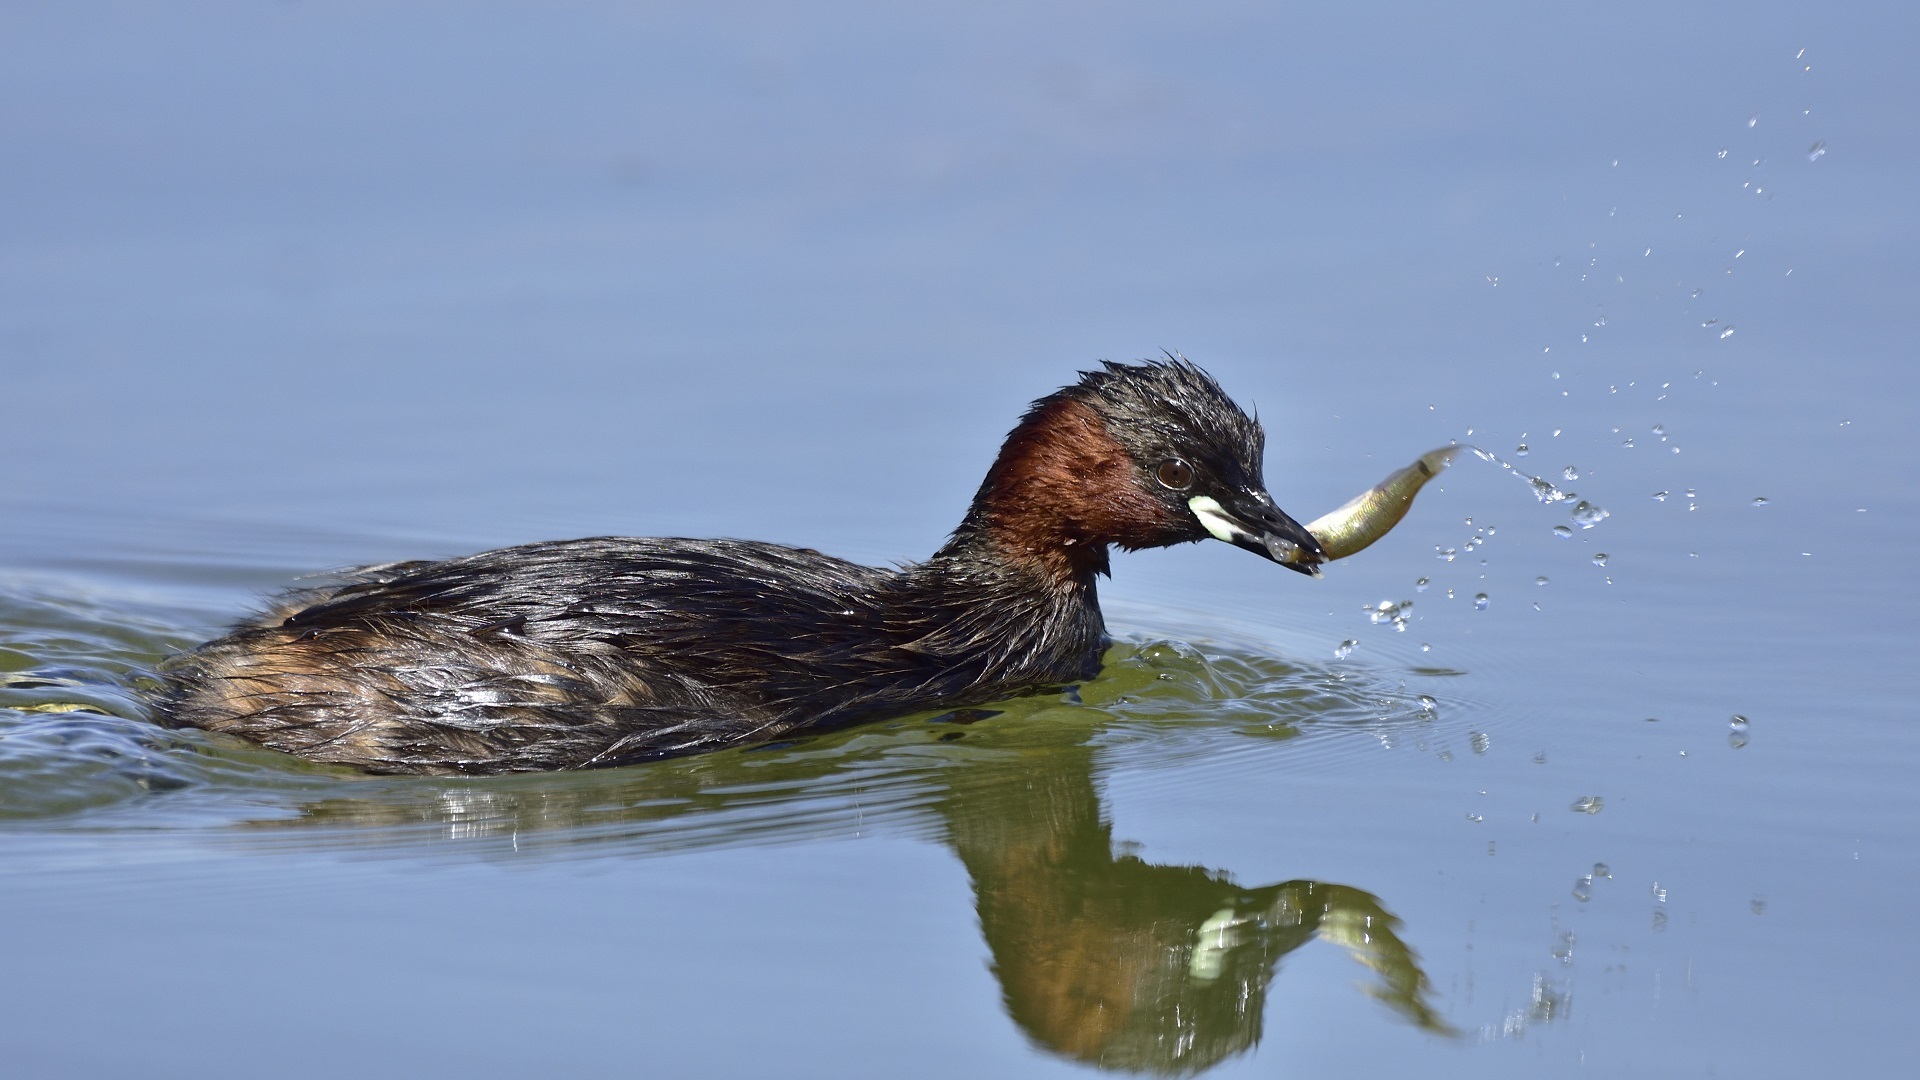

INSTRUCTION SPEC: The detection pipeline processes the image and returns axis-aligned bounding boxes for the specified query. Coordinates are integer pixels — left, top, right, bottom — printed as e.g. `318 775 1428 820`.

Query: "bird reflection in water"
238 658 1453 1073
939 712 1452 1073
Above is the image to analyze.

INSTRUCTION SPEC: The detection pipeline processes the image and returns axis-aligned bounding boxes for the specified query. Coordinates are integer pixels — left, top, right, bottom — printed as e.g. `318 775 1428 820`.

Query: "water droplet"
1528 476 1572 503
1592 553 1609 567
1470 731 1490 754
1571 501 1610 529
1730 714 1750 731
1729 730 1749 750
1532 751 1547 765
1692 287 1703 298
1515 442 1529 456
1717 147 1729 159
1701 318 1720 329
1650 882 1668 903
1752 497 1769 506
1621 438 1635 448
1334 639 1358 660
1437 547 1458 563
1653 491 1669 502
1571 796 1604 814
1748 114 1759 128
1552 525 1574 539
1415 577 1430 592
1416 695 1437 713
1807 140 1826 162
1593 863 1611 879
1367 599 1415 632
1466 812 1484 823
1474 593 1490 610
1572 876 1594 903
1419 642 1432 652
1652 423 1666 437
1750 897 1767 915
1561 466 1579 481
1652 910 1669 932
1720 326 1736 339
1536 576 1550 586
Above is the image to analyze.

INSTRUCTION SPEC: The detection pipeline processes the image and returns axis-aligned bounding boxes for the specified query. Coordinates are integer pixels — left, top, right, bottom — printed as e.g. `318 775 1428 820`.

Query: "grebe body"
160 360 1325 774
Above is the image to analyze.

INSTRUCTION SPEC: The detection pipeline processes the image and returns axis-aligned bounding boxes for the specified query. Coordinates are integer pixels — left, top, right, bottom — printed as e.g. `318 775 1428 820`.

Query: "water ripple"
1 577 1479 865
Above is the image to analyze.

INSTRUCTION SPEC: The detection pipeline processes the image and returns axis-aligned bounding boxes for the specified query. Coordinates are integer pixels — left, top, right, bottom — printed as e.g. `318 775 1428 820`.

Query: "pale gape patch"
1189 493 1322 576
1187 495 1249 544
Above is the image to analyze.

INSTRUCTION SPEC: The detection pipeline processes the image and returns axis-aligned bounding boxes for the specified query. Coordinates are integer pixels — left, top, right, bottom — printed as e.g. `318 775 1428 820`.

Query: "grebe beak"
1187 491 1328 578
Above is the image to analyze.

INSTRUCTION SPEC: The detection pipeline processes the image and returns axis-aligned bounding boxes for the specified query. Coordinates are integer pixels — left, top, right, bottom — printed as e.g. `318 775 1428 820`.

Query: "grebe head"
956 358 1326 579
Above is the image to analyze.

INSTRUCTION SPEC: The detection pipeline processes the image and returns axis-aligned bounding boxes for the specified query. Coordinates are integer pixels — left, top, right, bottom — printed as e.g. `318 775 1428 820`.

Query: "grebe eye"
1156 458 1195 490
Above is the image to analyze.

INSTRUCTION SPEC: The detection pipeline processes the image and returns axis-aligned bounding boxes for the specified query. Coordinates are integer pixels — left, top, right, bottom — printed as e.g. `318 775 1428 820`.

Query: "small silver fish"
1306 446 1458 561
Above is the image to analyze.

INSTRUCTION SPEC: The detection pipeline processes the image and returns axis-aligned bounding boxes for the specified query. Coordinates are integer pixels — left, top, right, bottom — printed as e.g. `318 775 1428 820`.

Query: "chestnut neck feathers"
937 359 1266 585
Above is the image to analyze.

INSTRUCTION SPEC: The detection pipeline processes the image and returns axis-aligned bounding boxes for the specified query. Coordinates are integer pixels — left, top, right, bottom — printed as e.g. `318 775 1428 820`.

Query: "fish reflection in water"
236 687 1452 1073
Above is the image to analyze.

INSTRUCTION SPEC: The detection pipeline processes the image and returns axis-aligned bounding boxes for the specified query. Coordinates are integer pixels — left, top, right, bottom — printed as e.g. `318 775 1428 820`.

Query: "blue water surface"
3 2 1917 1076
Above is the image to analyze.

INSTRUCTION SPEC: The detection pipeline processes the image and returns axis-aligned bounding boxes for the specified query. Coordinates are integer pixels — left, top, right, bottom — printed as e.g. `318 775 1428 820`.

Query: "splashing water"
1468 446 1576 505
1367 599 1416 632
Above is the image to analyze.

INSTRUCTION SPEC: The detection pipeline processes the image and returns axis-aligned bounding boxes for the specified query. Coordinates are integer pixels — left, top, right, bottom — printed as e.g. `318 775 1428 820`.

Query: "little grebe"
159 359 1327 774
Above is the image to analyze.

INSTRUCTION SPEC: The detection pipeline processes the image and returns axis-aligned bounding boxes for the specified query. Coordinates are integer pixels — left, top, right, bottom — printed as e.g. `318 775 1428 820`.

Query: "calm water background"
4 2 1917 1075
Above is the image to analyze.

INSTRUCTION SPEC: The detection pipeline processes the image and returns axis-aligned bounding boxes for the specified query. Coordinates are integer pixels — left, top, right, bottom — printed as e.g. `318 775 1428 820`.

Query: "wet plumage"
158 359 1326 774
